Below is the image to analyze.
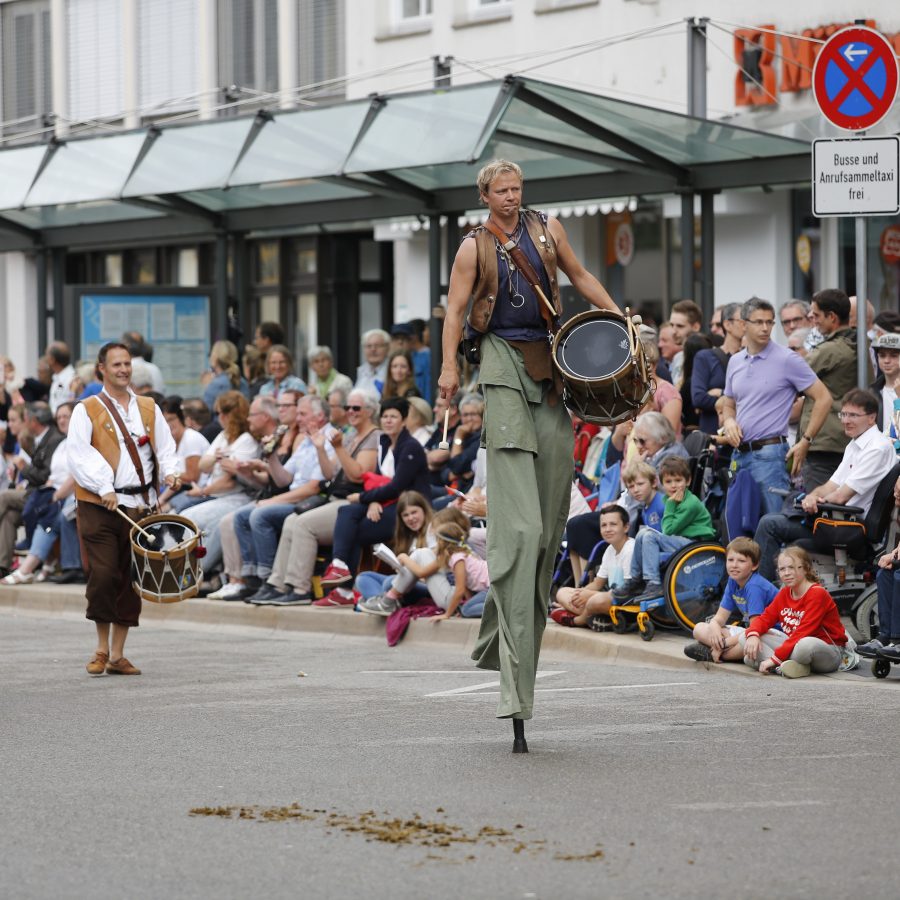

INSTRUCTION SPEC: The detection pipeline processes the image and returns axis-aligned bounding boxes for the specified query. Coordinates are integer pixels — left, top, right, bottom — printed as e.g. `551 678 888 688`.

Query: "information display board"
79 293 211 396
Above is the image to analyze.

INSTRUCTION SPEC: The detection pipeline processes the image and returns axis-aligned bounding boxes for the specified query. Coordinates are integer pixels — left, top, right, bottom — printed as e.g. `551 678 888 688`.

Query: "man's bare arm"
439 237 477 400
548 217 618 312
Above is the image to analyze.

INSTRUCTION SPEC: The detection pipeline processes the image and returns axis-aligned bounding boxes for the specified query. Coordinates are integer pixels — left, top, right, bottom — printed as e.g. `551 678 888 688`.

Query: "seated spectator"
19 357 51 404
871 332 900 435
683 537 778 663
1 403 75 584
678 333 712 434
258 345 308 398
382 351 420 400
610 411 689 472
741 547 851 677
158 397 211 512
0 358 22 460
254 321 284 354
860 492 900 660
447 393 483 492
204 340 249 410
354 490 436 611
640 338 681 436
3 402 27 467
424 390 461 488
242 345 268 399
319 397 430 587
69 361 102 400
406 396 434 446
355 329 390 395
326 387 352 434
307 345 352 398
182 392 261 574
235 396 337 604
551 505 634 627
183 397 220 443
612 455 715 603
261 389 381 607
753 389 895 582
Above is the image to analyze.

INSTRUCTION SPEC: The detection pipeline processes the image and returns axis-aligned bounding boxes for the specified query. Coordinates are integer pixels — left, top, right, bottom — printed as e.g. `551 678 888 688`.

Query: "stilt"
512 718 528 754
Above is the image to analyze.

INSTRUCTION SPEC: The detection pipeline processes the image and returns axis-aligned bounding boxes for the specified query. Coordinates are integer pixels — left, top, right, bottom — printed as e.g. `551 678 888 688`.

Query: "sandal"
1 570 34 585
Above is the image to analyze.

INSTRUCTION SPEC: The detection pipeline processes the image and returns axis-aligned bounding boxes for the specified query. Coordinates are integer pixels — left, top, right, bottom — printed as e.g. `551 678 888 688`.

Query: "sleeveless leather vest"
466 209 561 334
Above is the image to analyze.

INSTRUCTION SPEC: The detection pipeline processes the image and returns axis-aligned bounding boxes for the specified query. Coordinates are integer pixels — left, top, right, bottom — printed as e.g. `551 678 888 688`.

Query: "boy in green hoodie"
611 455 715 603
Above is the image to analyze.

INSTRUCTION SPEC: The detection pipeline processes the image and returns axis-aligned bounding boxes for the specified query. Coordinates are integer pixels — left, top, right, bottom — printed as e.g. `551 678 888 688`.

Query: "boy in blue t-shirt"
620 461 665 536
684 537 777 663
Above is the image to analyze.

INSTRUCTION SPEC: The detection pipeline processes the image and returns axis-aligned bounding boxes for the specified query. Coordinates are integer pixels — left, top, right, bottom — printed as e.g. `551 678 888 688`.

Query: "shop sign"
881 225 900 264
812 136 900 217
795 235 812 273
606 212 634 267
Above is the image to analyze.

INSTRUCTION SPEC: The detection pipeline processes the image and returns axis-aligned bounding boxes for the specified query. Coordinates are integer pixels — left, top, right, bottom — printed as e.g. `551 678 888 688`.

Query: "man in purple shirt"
716 297 832 515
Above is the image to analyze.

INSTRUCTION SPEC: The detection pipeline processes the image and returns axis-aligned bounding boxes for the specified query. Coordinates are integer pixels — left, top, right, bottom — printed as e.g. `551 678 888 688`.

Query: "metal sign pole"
856 215 868 389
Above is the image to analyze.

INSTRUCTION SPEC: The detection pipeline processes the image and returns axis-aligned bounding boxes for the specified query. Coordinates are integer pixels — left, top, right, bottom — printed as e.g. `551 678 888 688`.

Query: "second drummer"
67 342 180 677
439 159 618 751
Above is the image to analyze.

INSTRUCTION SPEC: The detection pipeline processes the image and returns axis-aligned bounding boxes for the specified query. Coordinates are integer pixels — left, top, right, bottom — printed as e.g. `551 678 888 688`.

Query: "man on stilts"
439 160 619 752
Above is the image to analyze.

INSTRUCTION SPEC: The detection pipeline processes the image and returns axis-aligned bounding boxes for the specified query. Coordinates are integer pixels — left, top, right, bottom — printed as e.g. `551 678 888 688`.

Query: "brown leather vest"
466 209 561 333
74 394 158 506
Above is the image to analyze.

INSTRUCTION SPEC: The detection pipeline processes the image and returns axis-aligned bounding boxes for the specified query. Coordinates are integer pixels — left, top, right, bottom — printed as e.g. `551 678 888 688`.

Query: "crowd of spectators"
2 292 900 673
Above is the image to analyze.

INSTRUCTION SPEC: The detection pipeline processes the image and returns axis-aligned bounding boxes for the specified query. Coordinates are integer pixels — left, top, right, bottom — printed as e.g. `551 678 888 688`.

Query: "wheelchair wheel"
873 658 891 679
664 542 727 635
639 618 655 642
852 585 880 643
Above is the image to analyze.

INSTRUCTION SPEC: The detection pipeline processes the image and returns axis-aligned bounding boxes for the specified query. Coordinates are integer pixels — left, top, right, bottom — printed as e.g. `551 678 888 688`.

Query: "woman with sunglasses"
251 389 382 605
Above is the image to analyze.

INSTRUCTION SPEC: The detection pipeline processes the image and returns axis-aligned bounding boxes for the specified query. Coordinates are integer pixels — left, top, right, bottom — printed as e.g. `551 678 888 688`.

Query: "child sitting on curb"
611 456 716 604
683 537 778 663
741 546 853 678
551 505 633 627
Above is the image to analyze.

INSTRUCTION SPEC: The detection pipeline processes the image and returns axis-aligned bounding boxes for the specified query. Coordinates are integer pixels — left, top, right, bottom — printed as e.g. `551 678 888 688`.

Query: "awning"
0 75 811 251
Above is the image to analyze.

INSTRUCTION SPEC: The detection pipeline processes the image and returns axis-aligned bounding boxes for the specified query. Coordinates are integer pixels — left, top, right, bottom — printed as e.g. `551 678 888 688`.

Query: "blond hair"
210 340 241 389
622 460 658 486
777 546 820 584
476 159 523 199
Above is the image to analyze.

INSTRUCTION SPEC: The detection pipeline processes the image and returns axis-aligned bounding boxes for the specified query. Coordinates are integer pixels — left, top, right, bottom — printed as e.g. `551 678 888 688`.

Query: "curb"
0 583 706 671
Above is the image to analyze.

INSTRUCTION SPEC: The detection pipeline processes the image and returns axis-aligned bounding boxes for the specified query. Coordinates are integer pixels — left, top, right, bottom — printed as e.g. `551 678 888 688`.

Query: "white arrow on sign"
842 43 869 63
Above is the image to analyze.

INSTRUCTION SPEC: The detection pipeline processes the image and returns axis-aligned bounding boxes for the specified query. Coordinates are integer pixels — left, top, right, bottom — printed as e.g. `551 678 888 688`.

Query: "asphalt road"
2 608 899 900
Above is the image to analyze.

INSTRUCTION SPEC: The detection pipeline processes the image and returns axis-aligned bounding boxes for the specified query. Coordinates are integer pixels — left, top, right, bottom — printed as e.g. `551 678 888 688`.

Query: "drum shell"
551 309 652 426
130 513 202 603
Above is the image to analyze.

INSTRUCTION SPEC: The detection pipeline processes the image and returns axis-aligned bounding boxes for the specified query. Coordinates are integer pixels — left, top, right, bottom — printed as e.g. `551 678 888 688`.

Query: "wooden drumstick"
438 408 451 450
115 506 156 544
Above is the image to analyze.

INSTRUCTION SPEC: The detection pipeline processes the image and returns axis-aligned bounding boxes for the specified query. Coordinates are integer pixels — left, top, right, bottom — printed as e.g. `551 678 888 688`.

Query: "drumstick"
533 285 558 320
115 506 156 545
438 408 451 450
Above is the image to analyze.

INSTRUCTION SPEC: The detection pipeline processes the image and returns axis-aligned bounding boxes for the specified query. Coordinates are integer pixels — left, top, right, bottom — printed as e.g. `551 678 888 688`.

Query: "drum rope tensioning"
129 512 206 603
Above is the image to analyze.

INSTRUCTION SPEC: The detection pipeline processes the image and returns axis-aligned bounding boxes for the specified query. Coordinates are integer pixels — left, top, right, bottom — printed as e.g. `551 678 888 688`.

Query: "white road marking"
424 671 566 697
359 670 493 675
467 681 699 696
673 799 826 812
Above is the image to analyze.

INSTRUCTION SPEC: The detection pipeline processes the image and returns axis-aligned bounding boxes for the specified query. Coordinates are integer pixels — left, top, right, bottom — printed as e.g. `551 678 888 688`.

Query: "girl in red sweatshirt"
742 546 849 678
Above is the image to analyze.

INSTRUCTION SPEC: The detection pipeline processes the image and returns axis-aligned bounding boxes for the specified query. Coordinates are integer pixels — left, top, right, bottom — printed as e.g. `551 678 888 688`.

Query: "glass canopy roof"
0 76 810 247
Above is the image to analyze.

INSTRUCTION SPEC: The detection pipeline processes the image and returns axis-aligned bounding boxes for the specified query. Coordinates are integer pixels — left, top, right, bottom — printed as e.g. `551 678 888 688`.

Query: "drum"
552 309 653 426
130 513 203 603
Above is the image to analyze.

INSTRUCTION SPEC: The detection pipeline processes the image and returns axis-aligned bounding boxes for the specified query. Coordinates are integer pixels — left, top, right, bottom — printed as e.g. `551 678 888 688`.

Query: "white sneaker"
208 582 244 600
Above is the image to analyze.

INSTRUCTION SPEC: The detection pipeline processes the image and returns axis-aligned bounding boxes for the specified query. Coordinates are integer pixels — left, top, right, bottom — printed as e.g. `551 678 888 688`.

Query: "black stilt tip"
512 718 528 754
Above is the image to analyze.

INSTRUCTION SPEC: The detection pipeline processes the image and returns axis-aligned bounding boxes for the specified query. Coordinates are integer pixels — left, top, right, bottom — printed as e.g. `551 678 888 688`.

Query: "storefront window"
256 241 280 285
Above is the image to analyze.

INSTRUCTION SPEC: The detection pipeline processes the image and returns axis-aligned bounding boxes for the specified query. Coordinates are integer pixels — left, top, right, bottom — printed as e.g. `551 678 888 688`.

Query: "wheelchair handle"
811 501 865 517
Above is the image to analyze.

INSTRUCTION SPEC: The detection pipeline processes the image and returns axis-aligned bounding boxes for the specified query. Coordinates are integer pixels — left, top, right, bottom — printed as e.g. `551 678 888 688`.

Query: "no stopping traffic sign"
813 26 899 131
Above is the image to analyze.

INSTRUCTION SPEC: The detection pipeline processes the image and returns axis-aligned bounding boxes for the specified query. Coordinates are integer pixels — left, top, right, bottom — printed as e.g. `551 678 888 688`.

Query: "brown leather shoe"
106 657 141 676
86 650 109 676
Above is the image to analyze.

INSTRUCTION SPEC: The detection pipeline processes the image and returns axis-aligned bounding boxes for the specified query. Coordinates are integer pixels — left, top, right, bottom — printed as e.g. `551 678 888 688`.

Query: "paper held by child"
372 543 402 571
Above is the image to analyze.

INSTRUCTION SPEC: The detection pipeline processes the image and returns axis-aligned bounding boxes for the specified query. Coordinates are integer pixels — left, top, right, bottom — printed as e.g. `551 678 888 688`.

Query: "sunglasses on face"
343 405 363 412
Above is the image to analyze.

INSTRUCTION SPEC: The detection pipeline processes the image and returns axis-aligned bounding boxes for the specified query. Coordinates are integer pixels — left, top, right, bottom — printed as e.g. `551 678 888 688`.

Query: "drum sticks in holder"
115 506 157 545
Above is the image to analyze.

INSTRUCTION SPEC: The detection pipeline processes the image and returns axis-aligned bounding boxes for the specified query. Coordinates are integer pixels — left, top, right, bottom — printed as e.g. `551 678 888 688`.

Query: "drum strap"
483 219 558 334
97 393 158 509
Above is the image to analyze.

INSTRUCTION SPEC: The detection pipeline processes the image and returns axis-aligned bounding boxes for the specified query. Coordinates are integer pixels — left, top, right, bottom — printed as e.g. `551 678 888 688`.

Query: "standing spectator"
258 345 308 398
803 302 825 353
872 310 900 342
254 322 284 354
717 297 832 515
668 299 703 386
798 289 867 491
382 351 420 399
242 345 268 399
307 345 352 398
388 323 413 355
122 331 165 393
871 333 900 435
46 342 75 413
787 327 811 357
354 329 390 395
691 301 744 435
203 340 249 410
407 318 432 400
708 305 725 338
779 300 810 341
678 333 712 433
657 322 680 373
20 357 51 404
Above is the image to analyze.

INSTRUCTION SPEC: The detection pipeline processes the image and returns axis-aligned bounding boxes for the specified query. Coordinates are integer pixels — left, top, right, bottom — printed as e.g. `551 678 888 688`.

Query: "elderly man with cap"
871 331 900 436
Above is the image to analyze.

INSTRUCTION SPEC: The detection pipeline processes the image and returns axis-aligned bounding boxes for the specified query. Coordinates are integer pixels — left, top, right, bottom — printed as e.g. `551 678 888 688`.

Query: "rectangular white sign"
813 136 900 217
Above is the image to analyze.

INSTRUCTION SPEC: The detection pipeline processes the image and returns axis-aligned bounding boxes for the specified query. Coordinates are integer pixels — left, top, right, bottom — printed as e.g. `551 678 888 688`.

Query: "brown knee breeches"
77 502 141 628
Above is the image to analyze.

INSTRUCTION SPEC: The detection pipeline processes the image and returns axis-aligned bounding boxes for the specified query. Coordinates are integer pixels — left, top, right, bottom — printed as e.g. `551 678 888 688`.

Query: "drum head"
556 317 631 381
135 518 195 552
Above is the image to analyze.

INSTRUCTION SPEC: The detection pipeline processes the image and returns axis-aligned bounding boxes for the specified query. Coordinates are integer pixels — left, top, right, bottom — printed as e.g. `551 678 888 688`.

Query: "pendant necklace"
492 216 525 308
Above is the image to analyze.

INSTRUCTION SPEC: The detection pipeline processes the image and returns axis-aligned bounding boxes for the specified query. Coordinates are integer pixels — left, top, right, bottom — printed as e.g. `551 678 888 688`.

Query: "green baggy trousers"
470 334 574 719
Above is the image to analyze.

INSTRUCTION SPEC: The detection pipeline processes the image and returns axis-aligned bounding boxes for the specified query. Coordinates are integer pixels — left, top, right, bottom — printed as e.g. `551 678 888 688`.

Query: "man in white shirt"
46 341 75 413
353 329 390 395
122 331 166 394
754 388 896 581
68 342 180 677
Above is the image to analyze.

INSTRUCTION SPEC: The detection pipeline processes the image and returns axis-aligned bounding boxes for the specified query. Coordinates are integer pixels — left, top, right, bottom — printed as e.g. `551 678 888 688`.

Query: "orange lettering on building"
779 31 814 93
734 26 776 107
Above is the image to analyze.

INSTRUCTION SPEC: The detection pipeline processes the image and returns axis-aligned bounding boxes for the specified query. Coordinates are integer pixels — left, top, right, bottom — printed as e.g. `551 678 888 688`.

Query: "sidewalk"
0 583 871 682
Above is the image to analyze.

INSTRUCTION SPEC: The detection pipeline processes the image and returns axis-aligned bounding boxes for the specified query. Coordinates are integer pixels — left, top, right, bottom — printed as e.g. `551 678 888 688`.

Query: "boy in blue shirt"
620 460 665 536
684 536 778 663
